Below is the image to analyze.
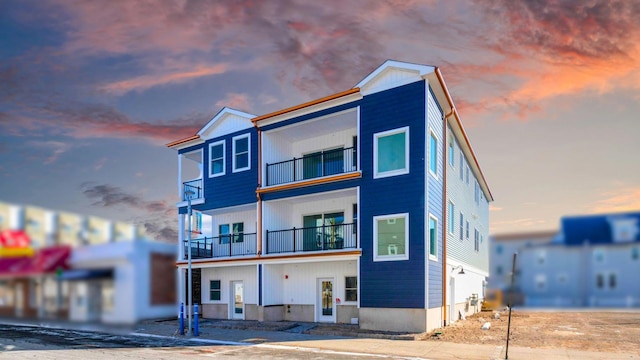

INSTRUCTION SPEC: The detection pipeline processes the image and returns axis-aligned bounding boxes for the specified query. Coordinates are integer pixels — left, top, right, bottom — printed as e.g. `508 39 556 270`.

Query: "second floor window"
374 127 409 178
429 131 438 176
232 134 250 172
209 140 225 177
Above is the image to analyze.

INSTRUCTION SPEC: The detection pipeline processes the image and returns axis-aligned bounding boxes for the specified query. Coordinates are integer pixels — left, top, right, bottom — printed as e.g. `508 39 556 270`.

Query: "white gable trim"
356 60 435 96
197 107 257 140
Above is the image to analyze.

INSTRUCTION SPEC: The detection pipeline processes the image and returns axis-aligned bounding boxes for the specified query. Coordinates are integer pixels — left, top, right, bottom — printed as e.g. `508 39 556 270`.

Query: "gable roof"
166 107 255 149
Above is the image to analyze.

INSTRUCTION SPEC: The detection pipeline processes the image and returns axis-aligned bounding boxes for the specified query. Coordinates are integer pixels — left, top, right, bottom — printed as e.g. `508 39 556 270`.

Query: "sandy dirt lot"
419 310 640 354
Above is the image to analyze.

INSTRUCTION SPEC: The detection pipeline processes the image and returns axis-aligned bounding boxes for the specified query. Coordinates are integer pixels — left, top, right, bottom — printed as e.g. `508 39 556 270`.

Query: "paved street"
0 324 424 359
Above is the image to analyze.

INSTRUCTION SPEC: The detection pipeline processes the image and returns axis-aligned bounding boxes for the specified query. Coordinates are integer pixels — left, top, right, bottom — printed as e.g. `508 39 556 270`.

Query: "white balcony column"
178 154 183 200
178 213 185 260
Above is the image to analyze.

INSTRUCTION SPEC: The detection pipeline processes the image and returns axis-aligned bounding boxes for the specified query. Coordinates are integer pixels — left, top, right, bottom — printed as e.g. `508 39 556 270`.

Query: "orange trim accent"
257 172 361 194
175 250 361 266
434 68 493 201
252 88 361 123
166 135 201 148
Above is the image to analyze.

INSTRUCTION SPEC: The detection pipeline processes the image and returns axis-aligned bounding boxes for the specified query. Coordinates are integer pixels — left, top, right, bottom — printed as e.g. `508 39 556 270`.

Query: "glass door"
317 278 335 322
231 281 243 319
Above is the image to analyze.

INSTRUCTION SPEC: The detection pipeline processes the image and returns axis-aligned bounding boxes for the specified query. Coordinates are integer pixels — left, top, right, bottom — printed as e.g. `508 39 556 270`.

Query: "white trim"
373 213 409 262
208 140 226 178
373 126 410 179
255 94 362 128
428 213 438 261
197 107 256 137
175 198 205 208
356 106 361 172
232 133 251 173
428 129 439 179
343 275 358 305
355 60 435 89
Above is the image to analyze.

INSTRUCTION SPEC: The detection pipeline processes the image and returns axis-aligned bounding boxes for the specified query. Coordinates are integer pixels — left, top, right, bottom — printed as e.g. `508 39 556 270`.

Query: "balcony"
265 147 357 186
266 223 357 254
183 233 257 259
183 179 203 201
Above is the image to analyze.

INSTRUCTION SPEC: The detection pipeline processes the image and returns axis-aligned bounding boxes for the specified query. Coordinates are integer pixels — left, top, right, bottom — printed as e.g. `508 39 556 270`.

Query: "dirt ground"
419 310 640 353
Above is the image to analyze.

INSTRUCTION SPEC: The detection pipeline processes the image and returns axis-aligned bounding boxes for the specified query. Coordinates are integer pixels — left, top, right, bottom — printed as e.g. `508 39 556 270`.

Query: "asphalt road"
0 325 419 359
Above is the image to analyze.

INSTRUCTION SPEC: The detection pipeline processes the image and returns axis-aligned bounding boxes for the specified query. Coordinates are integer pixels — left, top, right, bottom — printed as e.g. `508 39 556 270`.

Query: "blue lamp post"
184 188 195 335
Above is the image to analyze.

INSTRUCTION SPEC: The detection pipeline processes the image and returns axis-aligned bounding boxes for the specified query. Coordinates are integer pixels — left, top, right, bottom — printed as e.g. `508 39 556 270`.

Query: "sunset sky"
1 0 639 241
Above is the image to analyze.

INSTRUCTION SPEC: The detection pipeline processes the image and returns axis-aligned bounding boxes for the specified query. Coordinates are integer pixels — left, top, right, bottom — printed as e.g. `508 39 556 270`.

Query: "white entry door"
449 276 456 323
317 278 335 323
231 281 244 319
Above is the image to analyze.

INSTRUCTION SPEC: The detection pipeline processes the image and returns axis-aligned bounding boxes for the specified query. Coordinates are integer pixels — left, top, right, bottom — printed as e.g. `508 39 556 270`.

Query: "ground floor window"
345 276 357 302
210 280 221 301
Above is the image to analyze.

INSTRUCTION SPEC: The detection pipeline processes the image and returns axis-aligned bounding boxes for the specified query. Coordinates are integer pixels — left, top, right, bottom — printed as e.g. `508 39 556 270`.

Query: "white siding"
360 68 423 96
201 265 258 305
262 132 292 171
292 128 356 156
200 113 253 141
263 261 357 305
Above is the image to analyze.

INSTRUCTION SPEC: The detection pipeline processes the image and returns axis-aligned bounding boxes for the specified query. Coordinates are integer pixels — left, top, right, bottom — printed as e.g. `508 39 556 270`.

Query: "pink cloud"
215 93 251 112
592 187 640 213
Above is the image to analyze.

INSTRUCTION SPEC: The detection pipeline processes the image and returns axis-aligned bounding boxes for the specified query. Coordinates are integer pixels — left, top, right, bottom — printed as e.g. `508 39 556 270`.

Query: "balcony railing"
265 147 356 186
183 179 203 201
183 233 257 259
266 223 356 254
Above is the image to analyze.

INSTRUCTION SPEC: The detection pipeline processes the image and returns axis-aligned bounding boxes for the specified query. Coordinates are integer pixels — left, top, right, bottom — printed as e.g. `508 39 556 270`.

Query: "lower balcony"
265 223 357 254
183 233 257 259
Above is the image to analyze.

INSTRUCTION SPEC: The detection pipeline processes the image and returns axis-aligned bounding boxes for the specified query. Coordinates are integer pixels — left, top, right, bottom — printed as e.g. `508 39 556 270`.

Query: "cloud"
80 182 177 242
591 187 640 213
100 63 230 95
27 140 71 164
215 93 251 112
93 157 107 171
489 205 503 212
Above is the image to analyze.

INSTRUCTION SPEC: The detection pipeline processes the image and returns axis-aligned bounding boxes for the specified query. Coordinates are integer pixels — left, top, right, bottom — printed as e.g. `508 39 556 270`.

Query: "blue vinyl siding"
427 85 444 308
179 128 258 214
359 81 426 309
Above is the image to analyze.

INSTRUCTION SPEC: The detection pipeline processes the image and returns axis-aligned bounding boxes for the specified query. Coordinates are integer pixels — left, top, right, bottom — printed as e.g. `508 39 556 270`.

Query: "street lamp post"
184 188 195 335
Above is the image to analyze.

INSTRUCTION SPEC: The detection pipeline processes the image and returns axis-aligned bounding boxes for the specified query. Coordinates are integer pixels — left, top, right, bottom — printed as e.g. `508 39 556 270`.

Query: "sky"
1 0 639 241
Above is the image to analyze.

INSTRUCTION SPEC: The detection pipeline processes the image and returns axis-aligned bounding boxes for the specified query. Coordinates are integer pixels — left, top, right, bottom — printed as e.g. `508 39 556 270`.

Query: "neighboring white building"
0 201 177 324
167 60 493 332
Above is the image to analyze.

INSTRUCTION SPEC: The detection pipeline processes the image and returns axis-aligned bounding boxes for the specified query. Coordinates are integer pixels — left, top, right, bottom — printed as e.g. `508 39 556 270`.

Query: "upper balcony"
261 108 359 189
178 148 204 204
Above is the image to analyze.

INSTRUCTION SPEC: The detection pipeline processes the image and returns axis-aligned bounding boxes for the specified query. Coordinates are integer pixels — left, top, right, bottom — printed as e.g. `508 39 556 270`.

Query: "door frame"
230 280 244 320
316 277 336 323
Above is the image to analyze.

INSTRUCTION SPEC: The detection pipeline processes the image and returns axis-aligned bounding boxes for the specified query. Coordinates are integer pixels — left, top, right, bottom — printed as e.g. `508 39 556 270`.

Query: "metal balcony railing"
183 233 257 259
265 147 357 186
266 223 356 254
183 179 203 201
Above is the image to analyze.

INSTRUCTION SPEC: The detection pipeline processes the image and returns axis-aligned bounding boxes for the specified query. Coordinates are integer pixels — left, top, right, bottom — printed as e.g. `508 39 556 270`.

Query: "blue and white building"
167 60 493 332
518 212 640 307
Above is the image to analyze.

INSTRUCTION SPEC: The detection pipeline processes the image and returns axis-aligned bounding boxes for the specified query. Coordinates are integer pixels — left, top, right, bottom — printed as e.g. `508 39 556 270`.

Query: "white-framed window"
210 280 221 301
429 214 438 261
448 201 455 234
219 222 244 244
459 154 464 181
429 130 438 177
465 220 469 240
373 213 409 261
474 228 479 252
593 249 605 263
373 127 409 178
459 212 464 241
232 133 250 172
209 140 225 177
535 274 546 292
345 276 357 302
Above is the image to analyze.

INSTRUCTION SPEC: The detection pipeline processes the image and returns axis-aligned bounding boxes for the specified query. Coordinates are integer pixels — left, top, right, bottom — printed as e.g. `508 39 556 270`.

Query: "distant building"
0 201 177 324
489 211 640 307
167 60 493 332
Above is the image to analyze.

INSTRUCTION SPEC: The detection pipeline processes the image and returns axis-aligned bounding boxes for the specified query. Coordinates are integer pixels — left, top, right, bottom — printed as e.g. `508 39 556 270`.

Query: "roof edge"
166 135 201 148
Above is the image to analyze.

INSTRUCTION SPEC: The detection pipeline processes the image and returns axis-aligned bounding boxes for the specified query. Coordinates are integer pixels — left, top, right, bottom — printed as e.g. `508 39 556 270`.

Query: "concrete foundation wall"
360 308 426 333
283 304 314 322
202 303 227 319
245 304 259 320
262 305 284 321
337 305 358 324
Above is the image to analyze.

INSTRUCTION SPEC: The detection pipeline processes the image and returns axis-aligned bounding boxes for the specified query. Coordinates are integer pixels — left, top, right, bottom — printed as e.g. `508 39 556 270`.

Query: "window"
429 215 438 260
535 274 546 291
465 221 469 240
537 250 546 265
596 273 604 289
496 266 503 275
210 280 221 301
448 138 454 167
429 131 438 176
209 141 225 177
474 181 480 204
496 244 503 254
374 213 409 261
448 201 455 234
609 273 617 289
232 134 250 172
459 212 464 241
352 204 357 234
633 247 639 260
459 154 464 180
466 166 469 185
374 127 409 178
593 249 605 263
474 228 479 252
345 276 357 302
219 223 244 244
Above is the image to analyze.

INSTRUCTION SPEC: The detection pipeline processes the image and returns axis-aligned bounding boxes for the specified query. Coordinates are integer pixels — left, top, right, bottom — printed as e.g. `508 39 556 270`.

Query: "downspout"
442 109 452 327
435 66 456 327
254 125 263 256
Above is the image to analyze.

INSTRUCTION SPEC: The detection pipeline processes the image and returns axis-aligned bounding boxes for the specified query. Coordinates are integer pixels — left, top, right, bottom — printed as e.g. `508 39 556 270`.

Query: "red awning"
0 229 30 248
0 246 71 278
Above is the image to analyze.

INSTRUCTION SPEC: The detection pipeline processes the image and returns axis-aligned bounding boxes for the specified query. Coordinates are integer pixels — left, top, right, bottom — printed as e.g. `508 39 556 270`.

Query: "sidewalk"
2 317 638 360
